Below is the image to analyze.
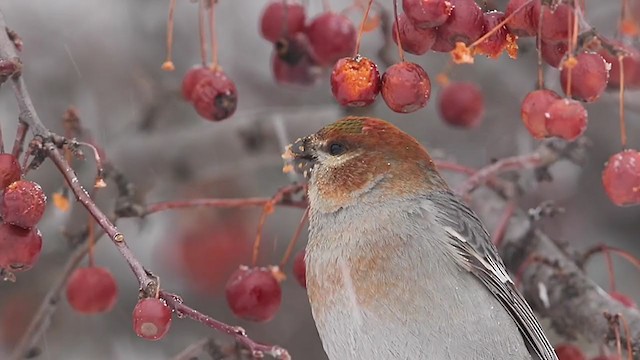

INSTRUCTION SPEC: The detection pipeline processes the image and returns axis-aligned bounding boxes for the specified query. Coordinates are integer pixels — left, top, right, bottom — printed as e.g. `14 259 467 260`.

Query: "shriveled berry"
555 344 586 360
560 52 609 102
0 154 21 189
191 70 238 121
293 249 306 288
392 13 437 55
540 4 574 44
181 66 211 101
260 1 306 43
438 82 484 128
0 223 42 272
272 51 321 86
602 149 640 206
610 291 637 308
475 11 513 59
505 0 541 37
274 33 313 66
1 180 46 229
306 12 357 66
541 40 568 68
225 266 282 322
330 56 381 107
431 0 484 53
544 98 587 141
520 89 561 139
402 0 452 28
381 62 431 113
66 267 118 314
133 298 173 341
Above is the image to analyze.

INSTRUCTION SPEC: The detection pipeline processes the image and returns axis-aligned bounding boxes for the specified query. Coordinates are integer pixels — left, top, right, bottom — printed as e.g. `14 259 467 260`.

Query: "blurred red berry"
520 89 561 139
274 32 313 66
505 0 541 37
392 13 437 55
0 154 21 189
225 266 282 322
293 249 306 288
544 98 587 141
610 291 637 308
330 56 381 107
560 52 609 102
540 40 568 68
402 0 452 28
191 69 238 121
181 66 211 101
592 355 621 360
133 298 173 341
555 344 586 360
381 62 431 113
66 267 118 314
431 0 484 53
0 223 42 272
475 11 513 59
260 1 306 43
598 40 640 90
438 82 484 128
272 52 321 86
1 180 46 229
306 12 357 66
602 149 640 206
540 4 574 44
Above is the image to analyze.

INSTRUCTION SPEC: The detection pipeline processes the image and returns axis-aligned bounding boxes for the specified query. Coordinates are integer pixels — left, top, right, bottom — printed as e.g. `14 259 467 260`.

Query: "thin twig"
144 196 306 216
11 120 28 158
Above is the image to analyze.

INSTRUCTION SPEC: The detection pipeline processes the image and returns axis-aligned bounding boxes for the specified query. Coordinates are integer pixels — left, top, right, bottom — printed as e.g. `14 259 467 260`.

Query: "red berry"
505 0 541 37
540 4 574 44
540 40 568 68
438 82 484 128
592 356 622 360
0 154 21 190
0 223 42 272
293 249 306 288
555 344 586 360
402 0 452 28
544 98 587 141
1 180 46 229
260 1 306 43
381 62 431 113
133 298 173 341
225 266 282 322
602 149 640 206
392 13 437 55
475 11 513 59
330 56 381 107
610 291 637 308
431 0 484 53
306 12 357 66
560 52 609 102
598 40 640 90
272 51 321 86
520 89 561 139
274 33 313 66
181 67 211 101
191 69 238 121
66 267 118 314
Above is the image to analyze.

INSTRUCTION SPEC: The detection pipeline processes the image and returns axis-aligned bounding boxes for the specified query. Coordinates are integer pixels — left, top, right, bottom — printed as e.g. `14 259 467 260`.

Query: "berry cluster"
0 153 45 274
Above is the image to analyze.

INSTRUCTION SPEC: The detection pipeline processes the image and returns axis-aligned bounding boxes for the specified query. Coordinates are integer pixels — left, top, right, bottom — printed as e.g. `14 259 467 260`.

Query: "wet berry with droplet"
225 266 282 322
260 1 306 43
181 66 211 101
475 11 514 59
402 0 452 28
438 82 484 128
431 0 484 53
306 12 357 66
544 98 588 141
540 4 574 44
191 69 238 121
330 56 381 107
555 344 586 360
0 154 21 190
0 224 42 272
1 180 47 229
381 62 431 113
392 13 437 55
541 40 568 68
133 298 173 341
560 52 609 102
610 291 637 308
520 89 561 139
66 267 118 314
602 149 640 206
293 249 306 288
505 0 541 37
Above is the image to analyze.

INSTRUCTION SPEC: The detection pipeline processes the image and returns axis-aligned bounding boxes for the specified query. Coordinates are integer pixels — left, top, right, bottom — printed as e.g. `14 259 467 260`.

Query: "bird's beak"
282 135 317 179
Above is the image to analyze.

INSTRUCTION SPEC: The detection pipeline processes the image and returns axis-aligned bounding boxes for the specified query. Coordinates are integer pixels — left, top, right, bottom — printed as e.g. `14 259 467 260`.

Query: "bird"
282 116 558 360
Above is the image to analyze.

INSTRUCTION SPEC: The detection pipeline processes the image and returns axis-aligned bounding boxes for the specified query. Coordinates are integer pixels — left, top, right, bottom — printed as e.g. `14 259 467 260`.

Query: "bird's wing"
424 191 558 360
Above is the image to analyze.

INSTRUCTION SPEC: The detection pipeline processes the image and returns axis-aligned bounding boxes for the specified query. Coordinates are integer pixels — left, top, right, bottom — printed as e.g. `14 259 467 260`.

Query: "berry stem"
392 0 405 62
469 0 533 49
198 0 208 67
0 122 4 153
279 206 309 268
11 121 27 160
536 6 544 89
353 0 374 56
208 0 218 70
322 0 331 12
88 218 95 267
618 56 628 148
620 315 633 360
491 201 516 247
604 247 616 292
162 0 177 71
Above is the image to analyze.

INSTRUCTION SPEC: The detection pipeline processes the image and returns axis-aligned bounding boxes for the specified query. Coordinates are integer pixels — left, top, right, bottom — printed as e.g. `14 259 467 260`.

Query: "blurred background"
0 0 638 359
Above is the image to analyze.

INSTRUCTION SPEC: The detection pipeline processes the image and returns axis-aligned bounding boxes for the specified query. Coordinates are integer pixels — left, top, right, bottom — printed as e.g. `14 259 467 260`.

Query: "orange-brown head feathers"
283 117 448 212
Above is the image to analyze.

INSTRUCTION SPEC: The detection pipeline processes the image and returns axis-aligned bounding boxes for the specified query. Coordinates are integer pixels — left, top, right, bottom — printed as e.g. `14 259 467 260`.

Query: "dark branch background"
0 0 639 359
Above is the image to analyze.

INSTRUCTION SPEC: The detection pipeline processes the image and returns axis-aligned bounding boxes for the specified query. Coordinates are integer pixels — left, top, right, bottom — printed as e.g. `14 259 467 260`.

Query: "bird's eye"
328 142 347 156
